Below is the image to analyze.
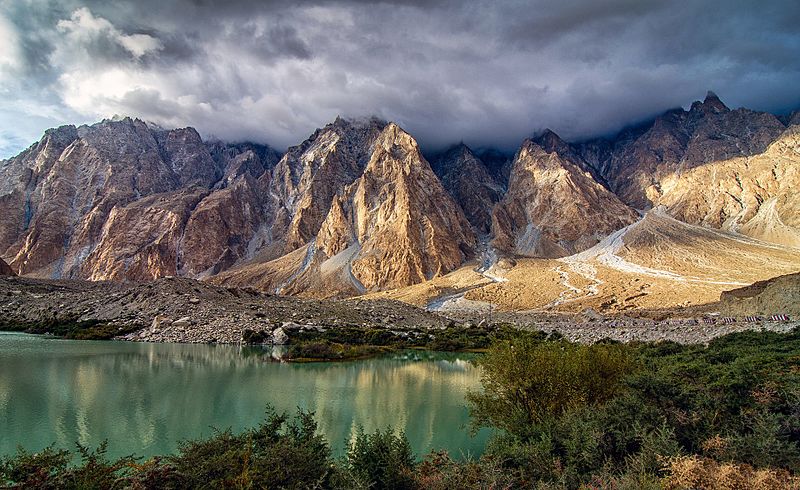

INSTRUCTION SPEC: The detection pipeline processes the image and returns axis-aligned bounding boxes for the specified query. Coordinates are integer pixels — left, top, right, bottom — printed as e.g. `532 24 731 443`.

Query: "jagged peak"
41 125 78 143
439 141 474 158
690 90 729 114
377 121 417 148
789 110 800 127
534 128 570 153
327 115 387 132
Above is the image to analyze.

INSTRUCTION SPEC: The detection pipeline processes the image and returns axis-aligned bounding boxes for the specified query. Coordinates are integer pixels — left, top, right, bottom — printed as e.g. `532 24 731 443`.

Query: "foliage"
467 337 635 438
0 316 138 340
344 428 416 489
0 441 136 489
168 407 333 489
663 455 800 489
3 329 799 488
286 340 392 361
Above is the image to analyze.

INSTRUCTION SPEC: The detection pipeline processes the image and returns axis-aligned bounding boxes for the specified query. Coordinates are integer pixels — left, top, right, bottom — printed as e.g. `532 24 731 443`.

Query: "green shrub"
345 428 415 490
169 407 333 489
0 442 135 489
467 337 635 438
286 340 391 361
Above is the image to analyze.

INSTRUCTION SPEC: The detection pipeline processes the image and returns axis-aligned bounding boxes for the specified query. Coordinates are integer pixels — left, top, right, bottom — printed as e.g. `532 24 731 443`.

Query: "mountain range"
1 92 798 310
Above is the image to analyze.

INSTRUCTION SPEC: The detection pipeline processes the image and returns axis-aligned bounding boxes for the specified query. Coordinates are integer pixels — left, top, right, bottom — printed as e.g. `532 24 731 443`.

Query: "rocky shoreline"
1 276 795 346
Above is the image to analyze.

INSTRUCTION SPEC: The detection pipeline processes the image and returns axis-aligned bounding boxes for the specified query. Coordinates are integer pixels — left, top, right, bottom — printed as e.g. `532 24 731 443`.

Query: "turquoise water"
0 332 488 459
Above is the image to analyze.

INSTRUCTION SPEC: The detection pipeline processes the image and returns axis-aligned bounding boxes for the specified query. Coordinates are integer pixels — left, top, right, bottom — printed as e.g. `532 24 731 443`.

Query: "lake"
0 332 488 460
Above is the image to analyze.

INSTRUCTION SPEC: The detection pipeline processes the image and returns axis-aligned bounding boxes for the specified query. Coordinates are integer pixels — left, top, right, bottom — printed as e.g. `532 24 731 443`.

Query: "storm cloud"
1 0 799 157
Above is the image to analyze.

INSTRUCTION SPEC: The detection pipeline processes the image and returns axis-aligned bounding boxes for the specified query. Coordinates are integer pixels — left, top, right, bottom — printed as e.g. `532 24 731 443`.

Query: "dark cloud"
1 0 799 158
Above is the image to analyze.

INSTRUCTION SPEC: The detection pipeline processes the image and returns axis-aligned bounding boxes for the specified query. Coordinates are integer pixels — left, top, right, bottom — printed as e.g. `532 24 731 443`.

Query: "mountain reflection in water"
0 333 488 459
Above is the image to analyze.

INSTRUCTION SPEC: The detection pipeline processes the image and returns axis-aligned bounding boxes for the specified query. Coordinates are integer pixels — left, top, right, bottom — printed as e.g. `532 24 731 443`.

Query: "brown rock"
269 117 385 252
431 144 505 234
656 124 800 247
492 134 638 258
0 258 14 276
579 92 786 210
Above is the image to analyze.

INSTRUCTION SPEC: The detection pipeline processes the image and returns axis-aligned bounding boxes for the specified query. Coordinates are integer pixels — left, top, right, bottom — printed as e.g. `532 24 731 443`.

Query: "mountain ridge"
2 94 797 301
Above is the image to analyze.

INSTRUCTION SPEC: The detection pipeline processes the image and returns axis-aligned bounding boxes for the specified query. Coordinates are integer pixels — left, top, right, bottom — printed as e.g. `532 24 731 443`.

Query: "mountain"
654 123 800 247
374 208 800 314
577 91 787 210
215 123 476 295
431 143 505 234
491 134 639 258
0 118 279 280
269 117 386 255
2 92 798 305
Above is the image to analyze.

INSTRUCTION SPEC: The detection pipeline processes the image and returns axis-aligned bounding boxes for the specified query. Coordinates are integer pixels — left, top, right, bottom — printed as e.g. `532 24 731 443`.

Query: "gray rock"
271 327 289 345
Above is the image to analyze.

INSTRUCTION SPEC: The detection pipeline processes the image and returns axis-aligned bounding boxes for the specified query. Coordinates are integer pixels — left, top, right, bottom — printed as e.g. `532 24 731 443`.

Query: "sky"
1 0 799 158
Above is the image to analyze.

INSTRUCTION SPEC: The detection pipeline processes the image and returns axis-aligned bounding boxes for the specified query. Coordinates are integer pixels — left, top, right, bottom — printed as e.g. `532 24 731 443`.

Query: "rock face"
0 118 279 280
491 134 639 258
431 144 505 234
720 272 800 317
0 258 14 276
270 117 386 253
578 92 787 210
560 92 798 248
315 124 476 290
654 124 800 247
218 123 476 294
3 92 797 298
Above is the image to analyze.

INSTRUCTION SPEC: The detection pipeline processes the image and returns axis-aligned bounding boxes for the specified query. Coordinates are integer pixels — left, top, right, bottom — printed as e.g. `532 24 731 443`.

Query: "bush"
467 337 635 438
169 407 333 489
0 442 135 489
345 428 416 490
663 455 800 490
286 340 391 361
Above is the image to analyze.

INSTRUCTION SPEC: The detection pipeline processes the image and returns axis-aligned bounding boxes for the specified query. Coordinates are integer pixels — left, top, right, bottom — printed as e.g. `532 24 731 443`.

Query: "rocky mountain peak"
430 143 504 234
789 110 800 127
534 128 570 154
690 90 730 115
492 137 638 258
309 122 475 291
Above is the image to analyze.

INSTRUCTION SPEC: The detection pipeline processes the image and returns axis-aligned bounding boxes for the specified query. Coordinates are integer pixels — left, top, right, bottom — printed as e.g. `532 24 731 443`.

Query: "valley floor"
1 270 797 346
371 210 800 322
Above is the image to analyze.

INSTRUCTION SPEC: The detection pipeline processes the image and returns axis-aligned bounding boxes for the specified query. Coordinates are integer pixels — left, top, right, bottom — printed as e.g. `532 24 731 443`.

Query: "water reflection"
0 333 488 459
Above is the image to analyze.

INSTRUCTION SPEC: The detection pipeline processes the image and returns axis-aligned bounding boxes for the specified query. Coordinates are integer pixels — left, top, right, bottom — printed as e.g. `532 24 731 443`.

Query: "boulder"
271 327 289 345
172 316 192 328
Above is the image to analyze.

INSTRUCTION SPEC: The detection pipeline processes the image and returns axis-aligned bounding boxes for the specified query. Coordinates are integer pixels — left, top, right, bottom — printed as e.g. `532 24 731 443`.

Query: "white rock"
271 327 289 345
173 316 192 328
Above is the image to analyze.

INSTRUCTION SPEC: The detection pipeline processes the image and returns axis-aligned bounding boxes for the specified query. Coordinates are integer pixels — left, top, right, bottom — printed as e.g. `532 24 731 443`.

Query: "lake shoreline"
2 276 797 349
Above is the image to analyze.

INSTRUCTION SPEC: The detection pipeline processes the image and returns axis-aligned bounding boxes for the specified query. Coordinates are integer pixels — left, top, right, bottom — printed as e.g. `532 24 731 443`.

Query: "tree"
467 335 634 439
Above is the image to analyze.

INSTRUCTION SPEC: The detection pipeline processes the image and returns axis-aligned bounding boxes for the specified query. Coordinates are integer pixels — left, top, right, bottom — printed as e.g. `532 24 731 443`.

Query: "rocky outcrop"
220 123 476 294
79 189 208 281
431 144 505 234
579 92 787 210
654 124 800 247
720 272 800 317
314 123 476 290
269 117 386 253
492 134 638 258
0 258 14 276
